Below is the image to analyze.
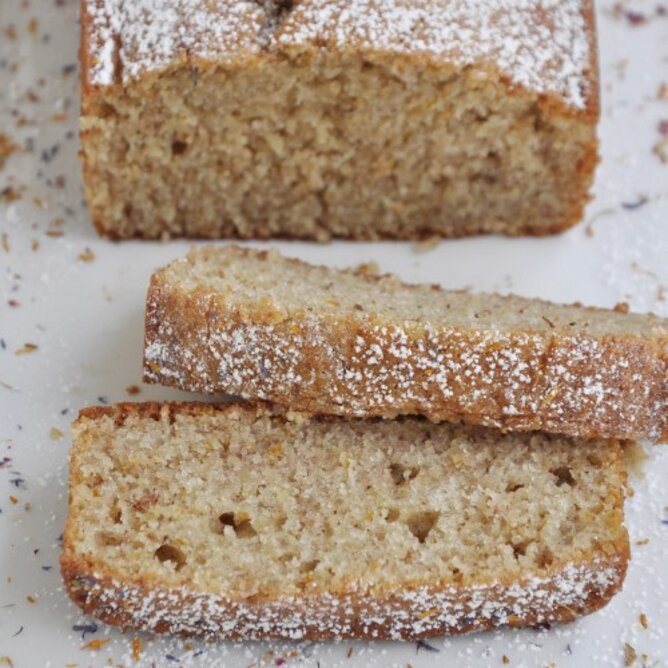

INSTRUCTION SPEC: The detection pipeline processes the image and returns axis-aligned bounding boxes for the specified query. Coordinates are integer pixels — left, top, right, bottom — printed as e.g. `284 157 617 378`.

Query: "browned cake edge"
142 253 668 443
61 401 628 641
78 0 600 241
60 554 627 641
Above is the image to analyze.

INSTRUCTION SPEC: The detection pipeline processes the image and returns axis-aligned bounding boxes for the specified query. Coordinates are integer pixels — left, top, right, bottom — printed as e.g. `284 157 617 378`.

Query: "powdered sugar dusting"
85 0 594 110
146 316 666 441
66 560 622 640
86 0 266 86
143 249 668 443
278 0 593 109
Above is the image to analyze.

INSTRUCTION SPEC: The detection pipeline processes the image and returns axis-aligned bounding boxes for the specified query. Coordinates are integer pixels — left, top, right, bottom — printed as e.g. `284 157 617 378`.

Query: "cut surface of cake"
81 0 599 240
62 402 628 640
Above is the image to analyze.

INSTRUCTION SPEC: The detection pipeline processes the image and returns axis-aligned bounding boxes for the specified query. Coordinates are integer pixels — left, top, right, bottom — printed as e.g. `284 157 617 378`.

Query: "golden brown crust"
91 211 589 242
60 552 627 640
75 399 285 425
143 254 668 442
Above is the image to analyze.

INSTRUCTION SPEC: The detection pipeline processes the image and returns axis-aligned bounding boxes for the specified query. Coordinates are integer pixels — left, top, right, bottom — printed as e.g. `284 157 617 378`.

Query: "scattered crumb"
624 642 638 666
613 302 630 314
132 637 142 661
654 137 668 163
126 385 141 396
1 233 9 253
1 185 24 203
659 83 668 100
639 613 648 629
49 427 64 441
81 639 112 651
0 132 18 170
77 248 95 262
14 343 38 356
26 595 37 604
502 656 510 665
635 538 650 546
413 236 440 254
0 657 15 668
355 262 380 276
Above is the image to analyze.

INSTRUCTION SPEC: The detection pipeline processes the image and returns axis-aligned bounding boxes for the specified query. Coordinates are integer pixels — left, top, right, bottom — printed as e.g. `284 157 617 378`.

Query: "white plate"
1 1 667 666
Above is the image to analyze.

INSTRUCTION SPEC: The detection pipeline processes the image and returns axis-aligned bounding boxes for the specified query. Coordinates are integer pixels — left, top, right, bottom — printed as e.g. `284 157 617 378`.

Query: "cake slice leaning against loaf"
144 247 668 442
61 402 629 641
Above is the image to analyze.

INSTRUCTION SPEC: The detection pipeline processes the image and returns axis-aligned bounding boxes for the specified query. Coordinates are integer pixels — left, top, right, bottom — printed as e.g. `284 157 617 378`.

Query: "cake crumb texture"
61 402 628 640
80 0 599 240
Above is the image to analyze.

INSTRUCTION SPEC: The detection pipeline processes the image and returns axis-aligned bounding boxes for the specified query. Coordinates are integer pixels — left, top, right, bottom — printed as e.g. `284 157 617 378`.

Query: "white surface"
1 1 667 666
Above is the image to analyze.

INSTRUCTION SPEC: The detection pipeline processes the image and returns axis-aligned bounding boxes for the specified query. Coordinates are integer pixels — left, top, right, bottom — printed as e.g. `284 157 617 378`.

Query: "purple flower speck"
73 622 98 639
416 639 440 653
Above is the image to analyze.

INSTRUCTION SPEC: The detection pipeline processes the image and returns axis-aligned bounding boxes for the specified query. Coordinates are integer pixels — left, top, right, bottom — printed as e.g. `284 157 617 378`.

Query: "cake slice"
61 402 628 640
80 0 598 240
144 247 668 442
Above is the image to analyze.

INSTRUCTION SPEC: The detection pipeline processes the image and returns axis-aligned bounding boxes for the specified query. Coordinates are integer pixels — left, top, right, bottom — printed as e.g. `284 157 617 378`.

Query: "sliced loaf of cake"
144 247 668 442
61 402 628 640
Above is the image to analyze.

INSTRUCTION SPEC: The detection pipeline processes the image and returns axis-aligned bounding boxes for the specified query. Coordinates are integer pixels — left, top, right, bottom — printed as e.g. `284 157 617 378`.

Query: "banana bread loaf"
81 0 599 240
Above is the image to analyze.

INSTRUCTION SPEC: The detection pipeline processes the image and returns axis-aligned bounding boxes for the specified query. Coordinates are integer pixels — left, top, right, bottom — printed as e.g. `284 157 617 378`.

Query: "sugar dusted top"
85 0 266 87
85 0 595 110
278 0 594 109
